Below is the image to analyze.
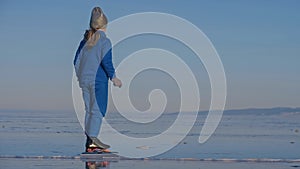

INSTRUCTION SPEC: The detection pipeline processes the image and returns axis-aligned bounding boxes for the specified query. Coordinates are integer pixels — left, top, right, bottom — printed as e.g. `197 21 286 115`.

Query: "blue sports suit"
74 30 115 137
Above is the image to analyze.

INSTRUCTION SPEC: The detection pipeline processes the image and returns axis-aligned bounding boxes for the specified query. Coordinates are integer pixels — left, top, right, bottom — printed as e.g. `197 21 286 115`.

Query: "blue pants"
81 81 108 137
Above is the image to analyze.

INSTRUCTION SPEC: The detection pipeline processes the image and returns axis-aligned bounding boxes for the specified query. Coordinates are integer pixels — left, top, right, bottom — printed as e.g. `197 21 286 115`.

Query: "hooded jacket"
74 30 115 85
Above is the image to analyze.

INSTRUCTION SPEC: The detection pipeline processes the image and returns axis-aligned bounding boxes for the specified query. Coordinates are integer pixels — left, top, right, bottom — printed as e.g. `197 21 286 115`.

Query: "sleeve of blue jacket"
73 40 86 66
101 39 116 80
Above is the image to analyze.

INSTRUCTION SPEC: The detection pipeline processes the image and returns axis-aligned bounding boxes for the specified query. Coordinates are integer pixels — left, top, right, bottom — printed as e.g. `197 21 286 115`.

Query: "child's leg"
86 82 108 137
95 82 108 117
81 84 92 135
83 82 110 149
81 84 94 149
84 83 103 137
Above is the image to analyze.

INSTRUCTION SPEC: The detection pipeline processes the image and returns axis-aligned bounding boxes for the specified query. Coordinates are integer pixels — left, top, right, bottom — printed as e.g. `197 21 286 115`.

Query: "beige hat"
89 7 107 30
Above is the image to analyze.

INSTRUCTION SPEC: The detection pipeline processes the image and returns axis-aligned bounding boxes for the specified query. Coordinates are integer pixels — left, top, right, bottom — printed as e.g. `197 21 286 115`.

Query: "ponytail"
84 28 96 41
84 28 101 49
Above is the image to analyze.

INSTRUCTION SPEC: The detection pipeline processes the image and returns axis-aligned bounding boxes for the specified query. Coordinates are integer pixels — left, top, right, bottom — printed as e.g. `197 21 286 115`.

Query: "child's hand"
112 78 122 88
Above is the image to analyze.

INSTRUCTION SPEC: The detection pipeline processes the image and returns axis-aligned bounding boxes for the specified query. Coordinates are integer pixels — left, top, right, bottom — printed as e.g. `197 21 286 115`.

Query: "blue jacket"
74 30 115 84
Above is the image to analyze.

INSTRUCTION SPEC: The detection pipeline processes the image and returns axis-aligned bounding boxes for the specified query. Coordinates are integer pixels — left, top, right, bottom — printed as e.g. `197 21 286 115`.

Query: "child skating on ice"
74 7 122 152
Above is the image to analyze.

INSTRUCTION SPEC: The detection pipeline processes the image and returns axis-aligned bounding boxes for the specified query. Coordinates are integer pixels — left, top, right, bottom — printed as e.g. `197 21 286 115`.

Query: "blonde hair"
84 28 96 41
83 7 108 48
90 7 107 30
85 30 100 49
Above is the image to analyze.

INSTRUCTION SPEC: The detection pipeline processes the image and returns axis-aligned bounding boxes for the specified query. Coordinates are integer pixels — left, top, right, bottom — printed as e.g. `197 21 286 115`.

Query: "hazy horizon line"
1 106 299 114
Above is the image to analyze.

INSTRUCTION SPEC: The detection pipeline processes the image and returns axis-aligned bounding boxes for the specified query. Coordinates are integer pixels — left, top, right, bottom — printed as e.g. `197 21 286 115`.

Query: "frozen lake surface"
0 108 299 168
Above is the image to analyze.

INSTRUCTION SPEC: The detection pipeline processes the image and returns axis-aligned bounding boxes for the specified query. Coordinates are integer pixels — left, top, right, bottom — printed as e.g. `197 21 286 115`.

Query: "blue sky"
0 0 299 112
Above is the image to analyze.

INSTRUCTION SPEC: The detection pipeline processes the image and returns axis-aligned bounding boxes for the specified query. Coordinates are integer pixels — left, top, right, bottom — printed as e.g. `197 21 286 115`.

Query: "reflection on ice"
85 161 110 169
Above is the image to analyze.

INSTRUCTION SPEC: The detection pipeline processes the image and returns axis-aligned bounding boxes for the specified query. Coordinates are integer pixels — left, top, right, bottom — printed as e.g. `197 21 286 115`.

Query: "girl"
74 7 122 152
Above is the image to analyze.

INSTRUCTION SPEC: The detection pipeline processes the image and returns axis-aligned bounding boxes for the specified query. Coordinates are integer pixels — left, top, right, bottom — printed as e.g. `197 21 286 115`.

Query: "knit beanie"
90 7 108 30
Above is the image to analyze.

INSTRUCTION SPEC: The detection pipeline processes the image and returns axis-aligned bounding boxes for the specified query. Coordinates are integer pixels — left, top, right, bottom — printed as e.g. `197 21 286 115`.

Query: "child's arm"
101 39 115 79
74 40 86 66
101 39 122 87
74 40 86 79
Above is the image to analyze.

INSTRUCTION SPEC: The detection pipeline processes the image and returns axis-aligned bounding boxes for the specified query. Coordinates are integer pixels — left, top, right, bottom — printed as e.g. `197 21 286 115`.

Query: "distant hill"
1 107 300 116
220 107 300 115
